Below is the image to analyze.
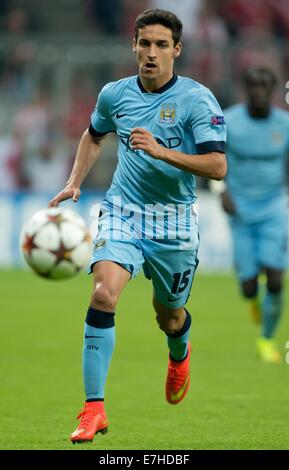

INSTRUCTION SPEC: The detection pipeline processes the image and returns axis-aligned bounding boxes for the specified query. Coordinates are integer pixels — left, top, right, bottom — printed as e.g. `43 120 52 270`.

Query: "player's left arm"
130 127 226 180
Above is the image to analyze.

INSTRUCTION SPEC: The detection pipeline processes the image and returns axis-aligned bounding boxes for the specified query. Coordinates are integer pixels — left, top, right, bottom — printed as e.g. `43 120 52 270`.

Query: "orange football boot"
70 401 108 443
166 343 191 405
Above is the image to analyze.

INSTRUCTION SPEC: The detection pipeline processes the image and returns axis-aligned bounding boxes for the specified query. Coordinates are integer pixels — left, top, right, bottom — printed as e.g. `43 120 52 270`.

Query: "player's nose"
147 45 157 59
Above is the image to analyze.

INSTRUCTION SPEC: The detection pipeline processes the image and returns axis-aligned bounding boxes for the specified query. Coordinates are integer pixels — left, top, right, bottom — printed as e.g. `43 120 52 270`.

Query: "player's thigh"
229 217 258 280
143 235 199 309
258 213 288 272
89 240 142 310
89 208 145 307
89 207 145 279
91 260 131 302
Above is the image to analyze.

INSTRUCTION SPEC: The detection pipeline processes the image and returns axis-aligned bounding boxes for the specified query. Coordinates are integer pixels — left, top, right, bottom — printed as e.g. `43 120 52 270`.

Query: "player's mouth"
143 62 157 72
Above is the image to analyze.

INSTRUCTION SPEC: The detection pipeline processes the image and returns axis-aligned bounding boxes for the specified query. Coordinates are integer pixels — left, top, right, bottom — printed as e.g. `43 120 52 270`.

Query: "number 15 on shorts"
171 269 192 294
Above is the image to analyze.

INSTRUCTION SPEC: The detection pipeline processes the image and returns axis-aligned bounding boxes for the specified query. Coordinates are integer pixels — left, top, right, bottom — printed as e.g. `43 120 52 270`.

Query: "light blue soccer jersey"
224 104 289 222
90 74 226 208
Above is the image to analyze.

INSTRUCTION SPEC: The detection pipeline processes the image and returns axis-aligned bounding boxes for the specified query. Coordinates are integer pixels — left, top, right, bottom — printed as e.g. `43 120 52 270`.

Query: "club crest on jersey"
94 238 106 250
160 103 176 125
211 116 225 125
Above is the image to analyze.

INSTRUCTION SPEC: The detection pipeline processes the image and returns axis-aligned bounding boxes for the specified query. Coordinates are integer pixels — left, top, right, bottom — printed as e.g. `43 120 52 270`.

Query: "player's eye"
139 40 150 47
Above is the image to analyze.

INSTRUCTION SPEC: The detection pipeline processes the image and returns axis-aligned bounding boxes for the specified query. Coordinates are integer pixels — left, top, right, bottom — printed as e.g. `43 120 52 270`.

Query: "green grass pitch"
0 269 289 450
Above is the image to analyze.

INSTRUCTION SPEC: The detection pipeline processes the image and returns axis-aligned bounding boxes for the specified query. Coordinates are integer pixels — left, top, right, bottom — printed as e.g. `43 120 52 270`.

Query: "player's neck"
138 72 175 93
247 105 271 119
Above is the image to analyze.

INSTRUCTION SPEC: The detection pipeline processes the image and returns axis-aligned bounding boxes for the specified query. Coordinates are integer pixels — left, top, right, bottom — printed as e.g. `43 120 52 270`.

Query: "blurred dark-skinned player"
220 67 289 363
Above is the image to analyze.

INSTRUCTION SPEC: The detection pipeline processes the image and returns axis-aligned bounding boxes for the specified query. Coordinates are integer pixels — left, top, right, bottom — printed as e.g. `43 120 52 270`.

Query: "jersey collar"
137 74 178 94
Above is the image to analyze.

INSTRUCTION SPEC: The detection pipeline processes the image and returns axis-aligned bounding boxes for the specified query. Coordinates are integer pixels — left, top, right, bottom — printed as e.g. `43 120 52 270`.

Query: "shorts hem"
89 259 134 278
153 293 187 309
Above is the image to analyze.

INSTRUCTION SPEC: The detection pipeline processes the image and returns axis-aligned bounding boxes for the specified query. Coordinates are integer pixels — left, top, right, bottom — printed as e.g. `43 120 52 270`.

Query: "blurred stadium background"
1 0 289 269
1 0 289 450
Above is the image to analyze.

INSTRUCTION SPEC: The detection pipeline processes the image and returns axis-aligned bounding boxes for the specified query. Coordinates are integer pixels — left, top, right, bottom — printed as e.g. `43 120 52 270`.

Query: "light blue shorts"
229 211 288 281
89 207 199 309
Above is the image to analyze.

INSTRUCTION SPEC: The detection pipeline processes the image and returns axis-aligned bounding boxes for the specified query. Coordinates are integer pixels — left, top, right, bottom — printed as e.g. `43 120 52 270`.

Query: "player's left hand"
130 128 165 159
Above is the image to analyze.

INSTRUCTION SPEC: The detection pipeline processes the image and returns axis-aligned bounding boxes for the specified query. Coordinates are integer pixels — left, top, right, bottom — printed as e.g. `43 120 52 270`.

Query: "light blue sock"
167 309 191 361
261 291 283 339
83 308 115 400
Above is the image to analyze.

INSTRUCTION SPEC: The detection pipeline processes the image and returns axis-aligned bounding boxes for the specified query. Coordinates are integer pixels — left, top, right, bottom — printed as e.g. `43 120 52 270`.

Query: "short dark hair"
134 9 182 46
242 67 277 89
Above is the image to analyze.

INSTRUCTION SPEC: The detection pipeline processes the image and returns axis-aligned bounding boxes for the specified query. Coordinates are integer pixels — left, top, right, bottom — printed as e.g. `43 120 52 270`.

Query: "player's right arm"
49 83 116 207
210 180 236 215
220 189 236 215
48 130 106 207
210 179 236 215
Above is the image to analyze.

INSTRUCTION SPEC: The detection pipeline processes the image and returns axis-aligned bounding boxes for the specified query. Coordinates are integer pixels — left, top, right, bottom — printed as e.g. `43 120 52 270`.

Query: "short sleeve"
190 88 226 154
89 83 116 137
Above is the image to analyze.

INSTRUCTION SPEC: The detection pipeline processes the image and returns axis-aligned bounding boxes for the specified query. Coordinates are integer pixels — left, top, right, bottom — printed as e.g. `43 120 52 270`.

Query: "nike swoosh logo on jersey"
116 113 127 118
85 335 104 338
170 375 189 403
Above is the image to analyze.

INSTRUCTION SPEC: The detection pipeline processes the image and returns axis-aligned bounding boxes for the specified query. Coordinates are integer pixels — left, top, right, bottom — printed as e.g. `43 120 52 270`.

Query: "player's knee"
90 284 118 312
242 287 257 299
241 278 258 298
267 277 283 294
263 268 283 294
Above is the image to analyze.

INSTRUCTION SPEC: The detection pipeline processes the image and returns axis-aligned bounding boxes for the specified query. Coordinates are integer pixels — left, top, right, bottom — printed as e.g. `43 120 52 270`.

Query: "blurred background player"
49 9 226 443
221 67 289 363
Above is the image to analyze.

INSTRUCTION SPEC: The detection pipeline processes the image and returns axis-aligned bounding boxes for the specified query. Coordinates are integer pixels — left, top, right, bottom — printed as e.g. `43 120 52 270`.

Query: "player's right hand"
220 190 236 215
48 185 81 207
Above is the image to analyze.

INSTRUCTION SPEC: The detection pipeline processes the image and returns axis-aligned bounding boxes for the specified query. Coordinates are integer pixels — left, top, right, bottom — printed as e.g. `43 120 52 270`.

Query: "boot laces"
168 364 185 389
76 409 98 426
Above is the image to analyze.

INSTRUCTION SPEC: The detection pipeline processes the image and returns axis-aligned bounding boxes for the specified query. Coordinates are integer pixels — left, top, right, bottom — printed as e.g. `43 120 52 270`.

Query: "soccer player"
49 9 227 443
221 67 289 363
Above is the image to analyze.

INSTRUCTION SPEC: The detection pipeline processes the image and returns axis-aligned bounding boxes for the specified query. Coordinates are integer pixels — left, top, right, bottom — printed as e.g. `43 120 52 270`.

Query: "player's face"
133 24 181 90
246 77 274 113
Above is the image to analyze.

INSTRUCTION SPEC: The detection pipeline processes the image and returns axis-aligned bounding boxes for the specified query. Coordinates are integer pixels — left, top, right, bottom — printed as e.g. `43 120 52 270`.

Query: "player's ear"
173 42 182 58
132 38 137 53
